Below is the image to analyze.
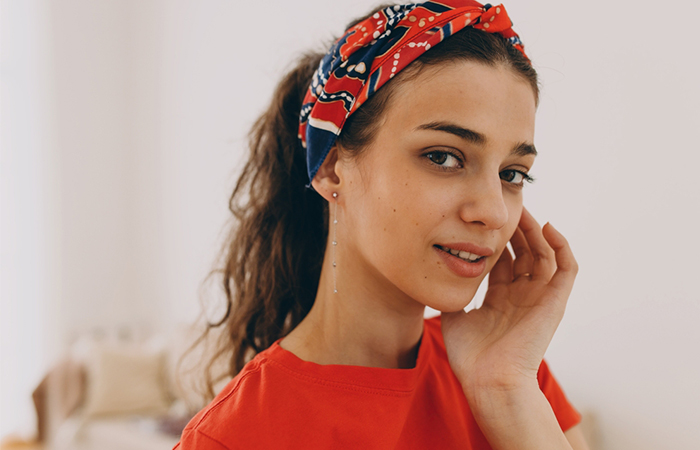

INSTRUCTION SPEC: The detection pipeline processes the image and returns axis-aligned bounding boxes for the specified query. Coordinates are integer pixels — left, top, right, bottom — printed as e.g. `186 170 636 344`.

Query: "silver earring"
332 192 338 294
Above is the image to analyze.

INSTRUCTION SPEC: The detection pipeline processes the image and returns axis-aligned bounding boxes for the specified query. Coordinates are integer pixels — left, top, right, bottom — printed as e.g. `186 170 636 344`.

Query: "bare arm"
466 386 573 450
564 424 591 450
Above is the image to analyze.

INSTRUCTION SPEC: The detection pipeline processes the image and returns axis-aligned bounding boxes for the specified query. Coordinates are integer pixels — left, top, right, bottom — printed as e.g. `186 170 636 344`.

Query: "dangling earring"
332 192 338 294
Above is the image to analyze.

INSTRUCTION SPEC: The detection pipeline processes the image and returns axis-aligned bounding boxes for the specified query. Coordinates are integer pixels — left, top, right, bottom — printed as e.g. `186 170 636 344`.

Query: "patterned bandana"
299 0 527 185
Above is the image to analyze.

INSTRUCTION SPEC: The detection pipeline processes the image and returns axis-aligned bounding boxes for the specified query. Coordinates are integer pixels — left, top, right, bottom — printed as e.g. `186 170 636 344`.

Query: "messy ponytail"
222 51 328 360
190 4 538 402
192 51 328 399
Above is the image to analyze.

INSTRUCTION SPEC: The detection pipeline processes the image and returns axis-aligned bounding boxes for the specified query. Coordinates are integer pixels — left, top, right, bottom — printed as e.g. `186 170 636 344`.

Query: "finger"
488 246 513 286
542 222 579 296
519 208 556 280
510 226 533 278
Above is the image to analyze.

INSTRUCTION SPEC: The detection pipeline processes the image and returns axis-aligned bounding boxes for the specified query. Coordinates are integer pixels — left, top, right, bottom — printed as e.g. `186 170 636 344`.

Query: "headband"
298 1 527 185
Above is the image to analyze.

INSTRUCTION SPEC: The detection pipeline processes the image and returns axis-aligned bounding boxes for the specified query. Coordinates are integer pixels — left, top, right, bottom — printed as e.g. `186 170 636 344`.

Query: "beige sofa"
34 324 212 450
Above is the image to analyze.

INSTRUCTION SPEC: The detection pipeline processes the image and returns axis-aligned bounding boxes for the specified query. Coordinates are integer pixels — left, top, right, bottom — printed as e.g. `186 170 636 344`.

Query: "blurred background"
1 0 699 449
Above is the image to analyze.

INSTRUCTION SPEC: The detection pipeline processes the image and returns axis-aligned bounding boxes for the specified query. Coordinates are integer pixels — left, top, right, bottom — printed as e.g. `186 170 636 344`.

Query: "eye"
500 169 534 187
425 150 463 170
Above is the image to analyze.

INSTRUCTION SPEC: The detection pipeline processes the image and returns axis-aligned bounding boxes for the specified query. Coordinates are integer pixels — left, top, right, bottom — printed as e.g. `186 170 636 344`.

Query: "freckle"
424 276 427 279
384 228 386 231
393 209 396 212
416 222 419 226
405 182 408 186
442 214 445 218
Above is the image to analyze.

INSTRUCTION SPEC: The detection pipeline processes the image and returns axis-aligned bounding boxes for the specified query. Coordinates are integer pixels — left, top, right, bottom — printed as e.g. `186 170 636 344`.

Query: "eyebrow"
415 121 538 157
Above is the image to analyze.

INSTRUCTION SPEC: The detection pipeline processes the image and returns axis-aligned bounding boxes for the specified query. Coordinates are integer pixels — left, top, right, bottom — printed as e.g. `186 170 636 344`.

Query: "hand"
441 208 578 394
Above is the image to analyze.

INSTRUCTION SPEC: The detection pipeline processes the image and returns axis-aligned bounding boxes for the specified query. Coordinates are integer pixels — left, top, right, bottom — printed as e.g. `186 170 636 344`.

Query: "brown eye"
500 169 533 186
428 152 448 165
425 151 461 169
500 170 518 182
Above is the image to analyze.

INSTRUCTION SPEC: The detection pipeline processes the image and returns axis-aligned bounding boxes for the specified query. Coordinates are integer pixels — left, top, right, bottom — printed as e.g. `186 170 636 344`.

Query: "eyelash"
423 149 535 188
500 169 535 188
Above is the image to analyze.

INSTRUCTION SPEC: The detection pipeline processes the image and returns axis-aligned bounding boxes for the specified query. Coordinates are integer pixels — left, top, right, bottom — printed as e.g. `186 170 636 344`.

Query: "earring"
332 192 338 294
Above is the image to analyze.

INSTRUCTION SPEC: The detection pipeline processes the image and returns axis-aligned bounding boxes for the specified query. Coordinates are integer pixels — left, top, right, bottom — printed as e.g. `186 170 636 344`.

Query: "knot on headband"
299 0 527 185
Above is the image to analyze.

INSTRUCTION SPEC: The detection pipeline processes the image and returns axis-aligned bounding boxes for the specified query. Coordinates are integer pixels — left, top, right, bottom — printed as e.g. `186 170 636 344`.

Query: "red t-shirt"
175 315 581 449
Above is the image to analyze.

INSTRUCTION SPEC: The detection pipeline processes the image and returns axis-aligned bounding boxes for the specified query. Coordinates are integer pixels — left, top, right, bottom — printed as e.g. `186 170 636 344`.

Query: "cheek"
347 164 439 268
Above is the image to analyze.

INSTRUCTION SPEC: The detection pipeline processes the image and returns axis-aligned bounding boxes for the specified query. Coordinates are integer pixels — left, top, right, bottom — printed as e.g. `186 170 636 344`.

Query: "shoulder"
536 358 583 432
177 354 271 449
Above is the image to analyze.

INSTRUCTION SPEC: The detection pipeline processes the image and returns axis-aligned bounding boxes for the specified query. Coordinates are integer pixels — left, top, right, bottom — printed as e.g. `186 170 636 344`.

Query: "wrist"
462 371 540 402
463 382 540 421
464 385 572 450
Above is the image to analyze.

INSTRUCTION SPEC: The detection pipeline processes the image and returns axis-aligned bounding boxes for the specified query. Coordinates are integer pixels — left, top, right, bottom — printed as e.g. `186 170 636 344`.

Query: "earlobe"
310 146 341 202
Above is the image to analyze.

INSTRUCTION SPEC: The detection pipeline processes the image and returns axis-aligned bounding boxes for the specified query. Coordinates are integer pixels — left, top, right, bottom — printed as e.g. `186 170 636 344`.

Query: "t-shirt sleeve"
174 429 231 450
537 358 582 432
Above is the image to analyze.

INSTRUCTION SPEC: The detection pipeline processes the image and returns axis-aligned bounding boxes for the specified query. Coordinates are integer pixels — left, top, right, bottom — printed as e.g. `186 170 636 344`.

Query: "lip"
432 242 493 279
433 245 488 278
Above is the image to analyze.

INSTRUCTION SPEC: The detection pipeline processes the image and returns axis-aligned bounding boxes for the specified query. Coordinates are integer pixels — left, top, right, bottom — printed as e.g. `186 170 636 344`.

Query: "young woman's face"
337 60 537 312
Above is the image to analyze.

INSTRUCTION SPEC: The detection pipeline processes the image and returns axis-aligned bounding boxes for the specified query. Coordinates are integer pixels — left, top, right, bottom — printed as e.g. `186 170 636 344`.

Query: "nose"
458 173 509 230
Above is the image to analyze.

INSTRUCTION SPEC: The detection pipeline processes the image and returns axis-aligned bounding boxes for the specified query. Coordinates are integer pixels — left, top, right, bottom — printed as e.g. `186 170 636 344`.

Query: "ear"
310 146 341 201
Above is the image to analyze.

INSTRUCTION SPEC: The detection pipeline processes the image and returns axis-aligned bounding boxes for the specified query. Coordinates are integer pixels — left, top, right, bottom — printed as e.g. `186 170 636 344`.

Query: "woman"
176 1 589 448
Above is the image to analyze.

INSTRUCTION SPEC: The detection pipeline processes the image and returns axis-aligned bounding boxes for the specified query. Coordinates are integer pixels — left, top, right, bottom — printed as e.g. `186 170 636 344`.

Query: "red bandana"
299 1 527 185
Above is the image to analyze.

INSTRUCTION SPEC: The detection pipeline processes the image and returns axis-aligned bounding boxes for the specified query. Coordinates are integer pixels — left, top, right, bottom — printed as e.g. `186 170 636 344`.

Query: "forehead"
379 60 537 148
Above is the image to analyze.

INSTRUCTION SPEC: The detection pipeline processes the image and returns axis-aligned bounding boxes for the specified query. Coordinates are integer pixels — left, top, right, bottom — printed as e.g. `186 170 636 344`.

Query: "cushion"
163 322 232 413
83 343 171 418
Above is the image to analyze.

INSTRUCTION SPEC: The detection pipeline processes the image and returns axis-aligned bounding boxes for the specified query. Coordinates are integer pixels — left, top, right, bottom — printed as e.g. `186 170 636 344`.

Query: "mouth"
434 244 486 263
432 243 489 278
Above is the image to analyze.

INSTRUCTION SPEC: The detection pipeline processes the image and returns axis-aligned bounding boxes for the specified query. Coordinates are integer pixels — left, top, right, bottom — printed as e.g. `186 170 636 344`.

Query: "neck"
280 242 426 369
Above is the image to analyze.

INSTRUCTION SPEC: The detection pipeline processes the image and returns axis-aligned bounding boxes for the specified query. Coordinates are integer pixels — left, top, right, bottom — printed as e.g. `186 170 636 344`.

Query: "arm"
466 366 590 450
465 385 573 450
564 424 591 450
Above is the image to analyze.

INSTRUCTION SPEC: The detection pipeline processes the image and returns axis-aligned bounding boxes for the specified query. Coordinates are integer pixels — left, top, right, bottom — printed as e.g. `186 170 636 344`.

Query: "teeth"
458 250 480 262
439 246 481 262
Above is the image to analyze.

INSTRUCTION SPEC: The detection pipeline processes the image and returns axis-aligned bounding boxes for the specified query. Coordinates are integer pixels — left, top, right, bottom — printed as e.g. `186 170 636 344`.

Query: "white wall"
0 0 56 438
515 3 700 449
1 0 698 447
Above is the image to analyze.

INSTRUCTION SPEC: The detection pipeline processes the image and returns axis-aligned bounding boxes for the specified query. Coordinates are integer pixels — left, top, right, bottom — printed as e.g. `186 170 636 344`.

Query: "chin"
419 284 481 313
432 304 471 314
